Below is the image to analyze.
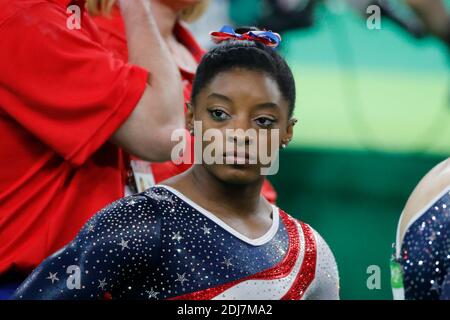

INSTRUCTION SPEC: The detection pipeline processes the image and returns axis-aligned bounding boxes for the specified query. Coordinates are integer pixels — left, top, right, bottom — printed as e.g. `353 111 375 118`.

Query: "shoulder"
281 210 340 299
70 188 174 258
398 158 450 243
83 187 177 235
280 210 336 257
81 186 177 250
296 220 338 278
304 224 340 300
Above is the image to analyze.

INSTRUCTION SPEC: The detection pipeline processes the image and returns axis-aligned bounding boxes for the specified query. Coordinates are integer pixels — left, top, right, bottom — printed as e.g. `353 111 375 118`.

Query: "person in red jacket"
0 0 185 296
90 0 278 202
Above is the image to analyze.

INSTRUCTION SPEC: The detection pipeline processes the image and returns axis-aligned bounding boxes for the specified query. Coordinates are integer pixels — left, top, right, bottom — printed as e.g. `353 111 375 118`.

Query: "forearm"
119 0 184 129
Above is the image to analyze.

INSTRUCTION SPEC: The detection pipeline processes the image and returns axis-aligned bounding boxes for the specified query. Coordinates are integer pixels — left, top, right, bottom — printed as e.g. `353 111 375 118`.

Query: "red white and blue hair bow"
210 25 282 49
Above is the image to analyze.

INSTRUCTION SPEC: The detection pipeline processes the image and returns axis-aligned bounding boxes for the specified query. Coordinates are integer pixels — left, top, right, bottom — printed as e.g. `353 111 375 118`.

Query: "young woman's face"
188 68 294 185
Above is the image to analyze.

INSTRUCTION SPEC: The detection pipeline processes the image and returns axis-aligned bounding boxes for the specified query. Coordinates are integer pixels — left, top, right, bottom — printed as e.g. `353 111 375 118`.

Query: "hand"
118 0 151 15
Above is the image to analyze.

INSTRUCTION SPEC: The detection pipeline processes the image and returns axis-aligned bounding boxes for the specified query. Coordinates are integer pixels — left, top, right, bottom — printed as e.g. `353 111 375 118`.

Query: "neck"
189 165 266 216
152 0 178 42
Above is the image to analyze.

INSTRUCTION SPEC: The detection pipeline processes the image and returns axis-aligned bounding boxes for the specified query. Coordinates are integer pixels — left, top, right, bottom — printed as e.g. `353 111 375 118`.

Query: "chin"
213 165 262 186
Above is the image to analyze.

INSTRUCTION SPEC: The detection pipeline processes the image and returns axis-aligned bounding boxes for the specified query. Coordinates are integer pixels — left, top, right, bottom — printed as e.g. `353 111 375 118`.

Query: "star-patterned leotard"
13 185 339 300
394 187 450 300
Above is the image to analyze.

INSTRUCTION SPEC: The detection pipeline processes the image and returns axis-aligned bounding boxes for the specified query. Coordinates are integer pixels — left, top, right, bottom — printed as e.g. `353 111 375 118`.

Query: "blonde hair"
86 0 210 23
179 0 210 23
86 0 115 16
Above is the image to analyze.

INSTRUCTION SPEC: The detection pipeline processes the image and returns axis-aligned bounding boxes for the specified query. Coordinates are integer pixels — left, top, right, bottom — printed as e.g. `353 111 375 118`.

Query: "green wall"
270 150 446 299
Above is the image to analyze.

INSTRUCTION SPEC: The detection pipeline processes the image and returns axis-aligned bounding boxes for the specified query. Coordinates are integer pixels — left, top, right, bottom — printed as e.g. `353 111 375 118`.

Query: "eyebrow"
207 93 233 103
207 93 279 110
254 102 279 110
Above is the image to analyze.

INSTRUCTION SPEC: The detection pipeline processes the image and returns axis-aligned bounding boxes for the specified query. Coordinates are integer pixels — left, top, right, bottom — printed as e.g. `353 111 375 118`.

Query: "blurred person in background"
390 0 450 301
0 0 184 298
392 158 450 300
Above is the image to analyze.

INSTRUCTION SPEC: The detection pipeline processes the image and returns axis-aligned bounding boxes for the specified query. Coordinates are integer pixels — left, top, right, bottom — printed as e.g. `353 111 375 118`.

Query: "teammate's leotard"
13 185 339 300
394 187 450 300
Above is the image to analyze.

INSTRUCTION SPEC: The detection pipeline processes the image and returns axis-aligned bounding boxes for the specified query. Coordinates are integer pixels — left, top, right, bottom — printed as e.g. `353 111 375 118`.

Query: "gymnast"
393 158 450 300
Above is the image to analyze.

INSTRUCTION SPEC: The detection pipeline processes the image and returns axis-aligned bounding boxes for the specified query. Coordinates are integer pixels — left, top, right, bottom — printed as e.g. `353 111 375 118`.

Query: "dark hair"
191 27 296 117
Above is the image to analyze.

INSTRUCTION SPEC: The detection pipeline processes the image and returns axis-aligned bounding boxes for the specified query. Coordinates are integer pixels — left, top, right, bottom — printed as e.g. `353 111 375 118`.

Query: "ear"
185 102 194 132
281 118 298 148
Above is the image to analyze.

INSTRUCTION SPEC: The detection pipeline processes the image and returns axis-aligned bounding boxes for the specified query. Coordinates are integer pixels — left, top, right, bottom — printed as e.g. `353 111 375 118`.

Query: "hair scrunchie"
210 25 282 49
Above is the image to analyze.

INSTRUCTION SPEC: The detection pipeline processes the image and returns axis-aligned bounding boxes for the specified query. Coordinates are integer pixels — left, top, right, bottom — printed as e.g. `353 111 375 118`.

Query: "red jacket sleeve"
0 3 149 166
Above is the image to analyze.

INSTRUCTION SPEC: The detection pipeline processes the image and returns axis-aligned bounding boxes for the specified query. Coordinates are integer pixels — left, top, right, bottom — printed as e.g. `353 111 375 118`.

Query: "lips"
223 151 257 164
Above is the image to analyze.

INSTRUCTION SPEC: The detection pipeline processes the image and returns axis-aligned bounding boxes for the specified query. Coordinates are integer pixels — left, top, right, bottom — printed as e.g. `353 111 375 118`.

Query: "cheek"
193 125 226 163
256 128 282 154
195 115 225 148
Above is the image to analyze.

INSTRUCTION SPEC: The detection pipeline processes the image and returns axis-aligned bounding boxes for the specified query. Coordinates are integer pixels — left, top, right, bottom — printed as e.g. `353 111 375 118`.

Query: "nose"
227 133 253 146
227 128 254 147
225 116 255 146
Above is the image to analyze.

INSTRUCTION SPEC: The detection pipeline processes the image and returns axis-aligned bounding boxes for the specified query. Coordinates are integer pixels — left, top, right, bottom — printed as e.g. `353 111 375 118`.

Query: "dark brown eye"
208 109 230 121
255 117 276 128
